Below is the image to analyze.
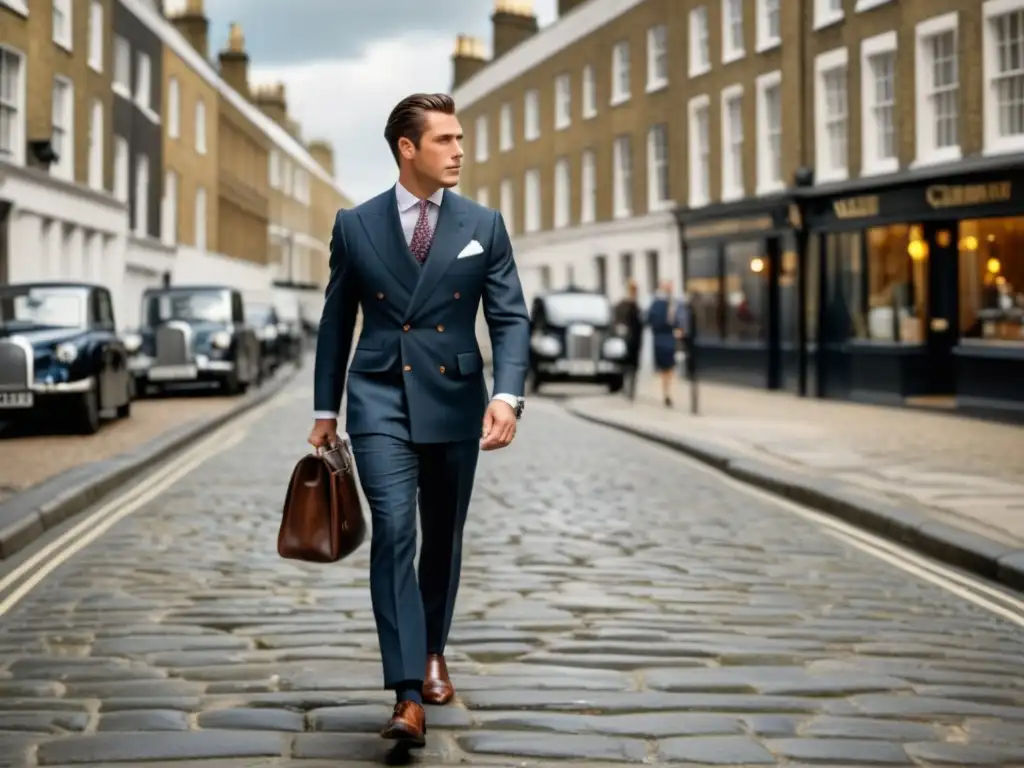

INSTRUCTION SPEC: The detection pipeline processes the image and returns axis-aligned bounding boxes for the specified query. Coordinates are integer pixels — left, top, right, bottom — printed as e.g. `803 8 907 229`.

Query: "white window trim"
499 102 513 151
113 136 129 202
722 0 745 64
476 186 490 207
113 36 131 100
194 186 207 250
755 69 784 196
88 1 104 73
814 46 849 184
860 30 899 177
162 170 178 246
582 65 597 119
612 135 632 219
52 0 72 52
135 51 160 124
135 154 150 238
687 93 711 208
646 124 672 212
524 89 540 141
555 73 571 130
0 44 27 166
756 0 781 53
856 0 893 12
689 7 711 78
0 1 29 18
524 169 541 233
167 77 180 139
611 41 631 105
51 75 75 182
500 178 515 235
554 157 570 229
580 149 596 224
475 114 489 162
196 98 207 155
815 0 844 30
913 12 962 167
88 98 104 191
720 83 745 202
646 24 668 93
983 0 1024 155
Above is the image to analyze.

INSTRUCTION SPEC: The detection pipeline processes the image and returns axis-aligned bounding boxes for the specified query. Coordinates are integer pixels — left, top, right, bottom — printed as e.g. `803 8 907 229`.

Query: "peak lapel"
355 188 419 296
405 193 469 320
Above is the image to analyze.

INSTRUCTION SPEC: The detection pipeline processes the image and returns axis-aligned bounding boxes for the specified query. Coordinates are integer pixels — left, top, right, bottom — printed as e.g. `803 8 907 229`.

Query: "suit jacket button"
436 324 444 332
376 292 384 299
453 291 461 299
403 324 410 331
439 365 446 374
403 364 412 372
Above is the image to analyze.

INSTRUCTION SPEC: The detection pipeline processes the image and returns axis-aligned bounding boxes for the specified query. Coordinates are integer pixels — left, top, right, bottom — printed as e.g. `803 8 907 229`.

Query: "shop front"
794 157 1024 418
674 194 803 392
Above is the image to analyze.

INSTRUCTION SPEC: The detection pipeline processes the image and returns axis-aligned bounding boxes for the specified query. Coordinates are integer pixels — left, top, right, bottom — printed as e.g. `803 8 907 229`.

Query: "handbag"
277 437 366 563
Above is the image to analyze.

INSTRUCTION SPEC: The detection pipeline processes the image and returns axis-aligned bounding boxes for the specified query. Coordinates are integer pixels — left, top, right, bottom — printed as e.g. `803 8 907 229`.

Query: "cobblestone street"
1 370 1023 766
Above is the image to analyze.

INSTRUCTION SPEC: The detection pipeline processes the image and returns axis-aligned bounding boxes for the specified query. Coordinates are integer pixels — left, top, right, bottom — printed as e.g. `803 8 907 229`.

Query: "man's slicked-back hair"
384 93 456 166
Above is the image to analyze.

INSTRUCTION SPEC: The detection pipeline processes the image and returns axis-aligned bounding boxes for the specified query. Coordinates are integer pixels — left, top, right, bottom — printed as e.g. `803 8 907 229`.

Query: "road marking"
0 388 287 615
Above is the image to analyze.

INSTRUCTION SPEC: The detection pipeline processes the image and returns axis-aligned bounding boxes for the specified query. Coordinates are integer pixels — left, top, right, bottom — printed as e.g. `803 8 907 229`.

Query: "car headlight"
55 342 79 364
531 334 561 357
602 337 628 359
122 333 142 353
211 331 232 349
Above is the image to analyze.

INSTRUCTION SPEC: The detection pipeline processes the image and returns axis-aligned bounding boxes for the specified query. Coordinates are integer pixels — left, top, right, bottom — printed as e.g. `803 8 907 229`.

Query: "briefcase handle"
317 437 353 476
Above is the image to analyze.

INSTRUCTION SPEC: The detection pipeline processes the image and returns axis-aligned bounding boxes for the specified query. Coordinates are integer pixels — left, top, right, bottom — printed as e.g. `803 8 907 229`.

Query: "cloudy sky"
202 0 558 204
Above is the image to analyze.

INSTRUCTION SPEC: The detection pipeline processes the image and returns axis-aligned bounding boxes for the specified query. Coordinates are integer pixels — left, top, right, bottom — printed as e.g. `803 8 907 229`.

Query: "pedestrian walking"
646 279 687 408
612 279 643 400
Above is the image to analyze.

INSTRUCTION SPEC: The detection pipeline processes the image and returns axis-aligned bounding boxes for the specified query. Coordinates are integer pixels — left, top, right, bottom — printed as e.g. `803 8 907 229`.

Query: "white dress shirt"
313 181 520 421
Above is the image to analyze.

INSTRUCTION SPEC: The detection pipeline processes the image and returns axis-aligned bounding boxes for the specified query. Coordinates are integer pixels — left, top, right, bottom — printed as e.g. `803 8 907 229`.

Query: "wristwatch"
513 397 525 420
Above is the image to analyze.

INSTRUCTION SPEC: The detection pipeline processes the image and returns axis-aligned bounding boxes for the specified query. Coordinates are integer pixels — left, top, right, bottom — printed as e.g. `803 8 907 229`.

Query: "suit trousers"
350 432 480 688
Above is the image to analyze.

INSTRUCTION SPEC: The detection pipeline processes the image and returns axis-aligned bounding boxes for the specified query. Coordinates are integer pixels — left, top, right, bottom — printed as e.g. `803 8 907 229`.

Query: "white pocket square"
456 239 484 259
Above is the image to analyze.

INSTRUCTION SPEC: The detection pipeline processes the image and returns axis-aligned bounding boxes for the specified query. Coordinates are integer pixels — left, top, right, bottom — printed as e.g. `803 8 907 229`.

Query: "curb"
564 401 1024 593
0 362 301 561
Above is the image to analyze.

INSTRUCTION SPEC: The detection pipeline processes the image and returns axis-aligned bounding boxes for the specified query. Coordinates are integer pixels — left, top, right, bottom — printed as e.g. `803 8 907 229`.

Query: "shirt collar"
395 181 444 213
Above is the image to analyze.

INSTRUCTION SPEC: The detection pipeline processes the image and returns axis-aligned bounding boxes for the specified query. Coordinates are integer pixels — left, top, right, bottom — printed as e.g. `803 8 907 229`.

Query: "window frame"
51 75 74 182
646 24 668 92
722 0 745 63
982 0 1024 155
88 0 104 72
612 134 633 219
0 45 27 166
689 6 710 77
860 30 899 176
756 0 781 52
755 70 784 196
688 94 711 208
814 46 850 184
913 11 961 167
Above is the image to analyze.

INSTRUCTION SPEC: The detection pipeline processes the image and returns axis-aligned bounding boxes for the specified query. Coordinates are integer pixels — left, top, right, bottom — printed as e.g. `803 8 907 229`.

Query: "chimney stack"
307 140 334 176
558 0 589 15
451 35 488 89
167 0 208 58
491 0 538 60
252 82 287 127
218 22 250 99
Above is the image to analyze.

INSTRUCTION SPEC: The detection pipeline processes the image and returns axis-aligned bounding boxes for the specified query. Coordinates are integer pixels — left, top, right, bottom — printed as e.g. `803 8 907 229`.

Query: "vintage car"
123 285 261 396
0 281 133 434
245 300 303 375
528 287 629 393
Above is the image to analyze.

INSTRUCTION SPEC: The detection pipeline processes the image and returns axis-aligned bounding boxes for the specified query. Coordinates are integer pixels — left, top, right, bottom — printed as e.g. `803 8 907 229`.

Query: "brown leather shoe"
423 653 455 705
380 700 425 746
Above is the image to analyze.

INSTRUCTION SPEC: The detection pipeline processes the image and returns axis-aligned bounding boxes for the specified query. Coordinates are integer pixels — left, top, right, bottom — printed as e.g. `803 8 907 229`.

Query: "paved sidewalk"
564 374 1024 588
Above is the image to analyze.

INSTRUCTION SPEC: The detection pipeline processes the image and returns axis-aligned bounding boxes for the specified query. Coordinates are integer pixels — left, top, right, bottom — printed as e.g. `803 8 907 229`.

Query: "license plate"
568 360 597 375
0 391 33 408
149 364 198 381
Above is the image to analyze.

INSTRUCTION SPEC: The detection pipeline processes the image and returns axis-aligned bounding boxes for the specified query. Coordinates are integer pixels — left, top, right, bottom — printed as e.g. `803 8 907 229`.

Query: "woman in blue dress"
646 279 687 408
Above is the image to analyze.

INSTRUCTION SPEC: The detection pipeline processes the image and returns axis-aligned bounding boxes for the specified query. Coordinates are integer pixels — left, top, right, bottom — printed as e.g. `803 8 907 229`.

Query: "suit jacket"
313 186 530 444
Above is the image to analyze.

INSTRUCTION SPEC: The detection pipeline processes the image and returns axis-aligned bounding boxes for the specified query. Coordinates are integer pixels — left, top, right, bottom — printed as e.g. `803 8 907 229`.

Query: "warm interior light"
749 257 765 273
960 235 978 251
987 257 1002 274
908 239 928 261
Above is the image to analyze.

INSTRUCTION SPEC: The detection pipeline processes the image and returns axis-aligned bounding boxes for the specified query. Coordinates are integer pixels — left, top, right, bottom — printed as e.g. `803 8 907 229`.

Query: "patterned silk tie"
409 199 434 264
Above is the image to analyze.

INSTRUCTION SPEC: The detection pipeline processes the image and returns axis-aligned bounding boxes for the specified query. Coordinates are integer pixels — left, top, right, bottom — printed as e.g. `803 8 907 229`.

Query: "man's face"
410 111 463 188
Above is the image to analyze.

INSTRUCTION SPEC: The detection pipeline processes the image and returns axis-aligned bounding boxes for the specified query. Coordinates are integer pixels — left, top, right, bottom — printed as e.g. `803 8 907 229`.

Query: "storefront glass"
958 216 1024 345
685 245 720 339
723 240 766 341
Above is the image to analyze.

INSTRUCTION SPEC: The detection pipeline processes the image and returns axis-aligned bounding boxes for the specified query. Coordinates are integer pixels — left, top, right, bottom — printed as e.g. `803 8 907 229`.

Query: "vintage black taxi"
528 287 629 393
124 285 262 396
0 282 133 434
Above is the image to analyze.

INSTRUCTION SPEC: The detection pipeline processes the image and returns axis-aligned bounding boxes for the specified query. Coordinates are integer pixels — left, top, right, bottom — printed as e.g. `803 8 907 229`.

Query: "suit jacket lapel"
354 188 419 296
406 191 469 320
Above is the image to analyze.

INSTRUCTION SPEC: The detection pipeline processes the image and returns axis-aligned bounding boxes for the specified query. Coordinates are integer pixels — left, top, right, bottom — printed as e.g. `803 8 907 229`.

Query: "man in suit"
308 93 530 747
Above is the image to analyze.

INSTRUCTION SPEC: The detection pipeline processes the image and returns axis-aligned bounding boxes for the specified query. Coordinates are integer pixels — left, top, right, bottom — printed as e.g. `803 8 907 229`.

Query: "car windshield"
144 290 232 325
245 305 273 325
541 294 612 326
0 286 86 329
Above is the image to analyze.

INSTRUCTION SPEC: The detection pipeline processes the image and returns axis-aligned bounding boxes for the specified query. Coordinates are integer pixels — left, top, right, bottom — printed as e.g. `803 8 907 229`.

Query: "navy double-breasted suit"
312 184 530 689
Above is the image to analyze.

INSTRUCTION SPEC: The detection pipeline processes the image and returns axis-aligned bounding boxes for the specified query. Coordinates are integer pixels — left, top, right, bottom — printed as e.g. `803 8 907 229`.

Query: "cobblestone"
0 368 1022 765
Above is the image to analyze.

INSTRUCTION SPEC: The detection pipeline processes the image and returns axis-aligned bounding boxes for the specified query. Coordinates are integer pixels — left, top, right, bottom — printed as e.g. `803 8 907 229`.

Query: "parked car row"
0 281 305 435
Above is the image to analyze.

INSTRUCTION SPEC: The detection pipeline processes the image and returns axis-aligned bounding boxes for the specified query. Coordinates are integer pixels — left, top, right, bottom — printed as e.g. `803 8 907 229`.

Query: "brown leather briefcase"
277 438 366 563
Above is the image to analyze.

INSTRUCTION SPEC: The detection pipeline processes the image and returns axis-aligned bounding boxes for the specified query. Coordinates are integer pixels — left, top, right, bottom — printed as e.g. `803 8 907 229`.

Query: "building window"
688 94 711 207
195 98 207 154
51 77 73 181
689 6 710 77
582 64 596 118
756 70 783 194
0 47 25 164
474 114 488 162
721 86 744 200
194 186 207 250
612 134 632 219
136 52 151 111
958 216 1024 346
113 36 130 96
476 186 489 207
269 150 280 188
645 250 660 293
611 41 630 104
915 12 960 165
167 77 179 139
52 0 72 50
554 157 570 229
580 149 596 224
815 47 849 183
722 0 744 63
646 123 669 212
500 178 515 235
524 169 541 233
88 99 103 191
88 1 103 72
594 254 608 295
135 154 149 237
757 0 781 51
499 102 513 151
113 136 128 202
162 170 177 246
815 0 844 30
646 24 668 91
524 88 539 141
555 73 571 130
983 0 1024 154
620 252 633 282
861 31 898 175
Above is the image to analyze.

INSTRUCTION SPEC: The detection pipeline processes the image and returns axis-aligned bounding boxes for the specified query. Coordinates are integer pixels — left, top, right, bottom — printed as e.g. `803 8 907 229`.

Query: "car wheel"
222 371 242 396
75 380 101 435
607 375 624 394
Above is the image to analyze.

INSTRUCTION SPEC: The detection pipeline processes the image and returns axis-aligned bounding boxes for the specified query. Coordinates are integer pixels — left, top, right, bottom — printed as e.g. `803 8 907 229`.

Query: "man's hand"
308 418 339 451
480 399 516 451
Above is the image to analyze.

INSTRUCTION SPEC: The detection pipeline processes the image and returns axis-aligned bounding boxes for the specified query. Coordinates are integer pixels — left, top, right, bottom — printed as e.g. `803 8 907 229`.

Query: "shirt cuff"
313 411 338 420
491 393 520 409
